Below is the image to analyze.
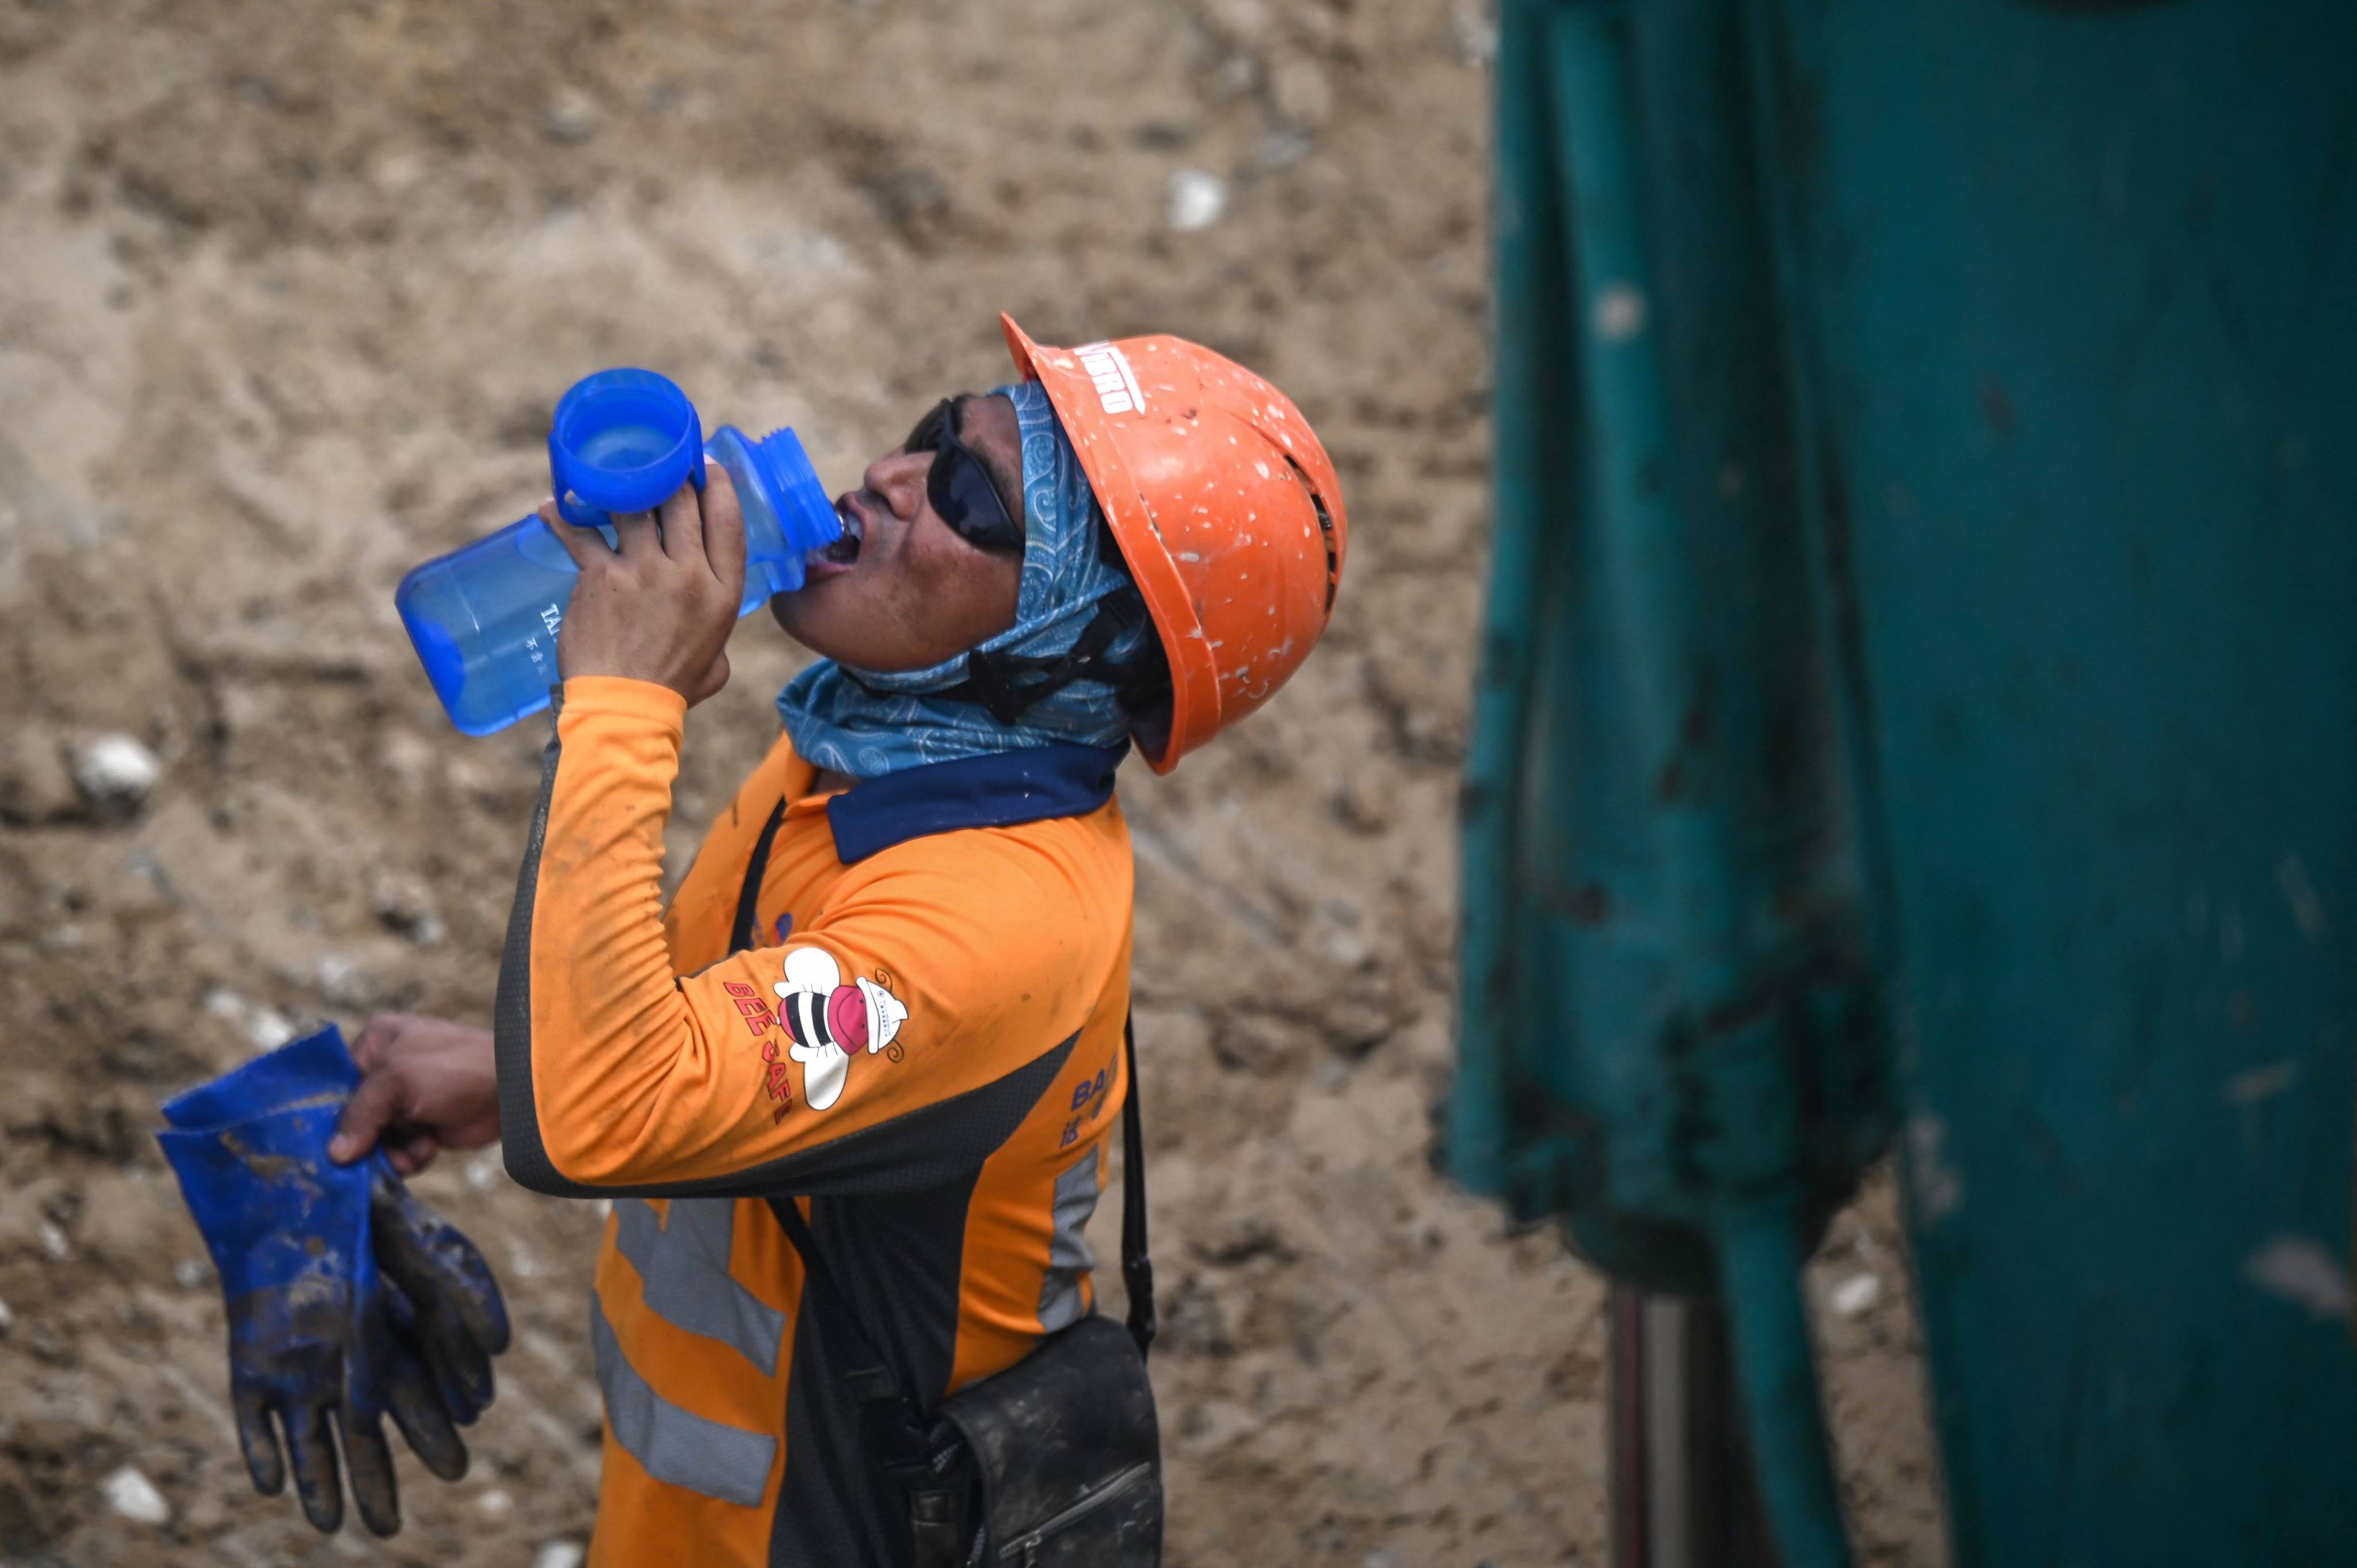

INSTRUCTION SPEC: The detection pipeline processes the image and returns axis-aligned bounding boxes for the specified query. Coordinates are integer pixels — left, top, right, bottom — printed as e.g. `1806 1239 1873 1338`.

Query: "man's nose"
863 451 931 517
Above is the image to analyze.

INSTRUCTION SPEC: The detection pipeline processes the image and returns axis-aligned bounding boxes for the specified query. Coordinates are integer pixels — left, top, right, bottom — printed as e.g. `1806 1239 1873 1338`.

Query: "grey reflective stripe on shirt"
613 1198 788 1376
1037 1150 1101 1333
591 1293 776 1508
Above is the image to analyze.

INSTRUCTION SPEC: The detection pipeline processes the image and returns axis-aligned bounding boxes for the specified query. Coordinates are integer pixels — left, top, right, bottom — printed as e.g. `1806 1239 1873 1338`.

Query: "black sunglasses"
904 398 1025 555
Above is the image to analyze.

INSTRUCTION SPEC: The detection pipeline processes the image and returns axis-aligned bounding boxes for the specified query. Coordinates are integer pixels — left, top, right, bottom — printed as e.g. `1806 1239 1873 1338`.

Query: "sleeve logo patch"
724 981 795 1124
773 948 911 1112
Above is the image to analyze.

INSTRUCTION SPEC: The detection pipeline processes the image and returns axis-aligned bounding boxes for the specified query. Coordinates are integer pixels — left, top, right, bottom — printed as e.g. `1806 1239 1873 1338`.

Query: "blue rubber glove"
159 1101 407 1532
371 1170 510 1422
167 1025 512 1413
159 1022 360 1131
160 1025 507 1535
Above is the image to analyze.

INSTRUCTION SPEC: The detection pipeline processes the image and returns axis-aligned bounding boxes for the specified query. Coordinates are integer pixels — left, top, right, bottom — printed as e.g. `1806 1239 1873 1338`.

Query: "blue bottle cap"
735 426 843 555
548 369 708 527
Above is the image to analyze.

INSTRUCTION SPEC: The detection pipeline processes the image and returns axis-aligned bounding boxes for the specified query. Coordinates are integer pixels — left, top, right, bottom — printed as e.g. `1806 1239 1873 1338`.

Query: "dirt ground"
0 2 1947 1563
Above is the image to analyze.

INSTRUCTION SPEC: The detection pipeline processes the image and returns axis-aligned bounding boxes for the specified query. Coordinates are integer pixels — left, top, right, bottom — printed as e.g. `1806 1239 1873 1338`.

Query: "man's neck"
811 766 860 796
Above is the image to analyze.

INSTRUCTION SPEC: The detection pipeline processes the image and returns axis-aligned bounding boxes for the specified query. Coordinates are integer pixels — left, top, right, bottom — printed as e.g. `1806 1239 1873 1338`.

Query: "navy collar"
825 742 1128 864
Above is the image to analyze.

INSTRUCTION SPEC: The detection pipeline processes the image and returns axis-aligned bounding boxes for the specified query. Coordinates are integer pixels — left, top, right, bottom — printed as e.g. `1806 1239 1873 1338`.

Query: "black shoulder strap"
1118 1013 1154 1355
727 796 1156 1411
728 799 790 956
764 1191 939 1479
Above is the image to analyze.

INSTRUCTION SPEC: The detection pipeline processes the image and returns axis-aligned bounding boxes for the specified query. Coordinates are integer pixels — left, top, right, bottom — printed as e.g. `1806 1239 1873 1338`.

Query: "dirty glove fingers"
373 1180 511 1355
341 1414 404 1538
283 1403 346 1533
232 1386 286 1496
385 1357 471 1482
421 1322 496 1422
425 1229 510 1359
397 1296 493 1424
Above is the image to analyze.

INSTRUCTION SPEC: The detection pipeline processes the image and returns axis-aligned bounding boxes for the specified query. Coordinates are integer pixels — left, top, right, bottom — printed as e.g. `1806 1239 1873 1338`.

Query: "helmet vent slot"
1283 455 1340 617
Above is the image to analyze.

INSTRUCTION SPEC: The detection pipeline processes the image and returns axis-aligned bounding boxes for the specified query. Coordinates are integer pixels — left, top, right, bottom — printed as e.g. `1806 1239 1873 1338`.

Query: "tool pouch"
771 1195 1163 1568
930 1314 1161 1567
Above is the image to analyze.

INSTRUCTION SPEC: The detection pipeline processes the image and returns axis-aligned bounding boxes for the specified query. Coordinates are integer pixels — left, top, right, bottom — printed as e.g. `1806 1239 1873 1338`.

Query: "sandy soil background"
0 2 1944 1563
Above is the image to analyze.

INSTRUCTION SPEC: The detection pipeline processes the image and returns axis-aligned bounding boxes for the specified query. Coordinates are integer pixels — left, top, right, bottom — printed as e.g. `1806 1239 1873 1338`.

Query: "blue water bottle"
395 369 841 736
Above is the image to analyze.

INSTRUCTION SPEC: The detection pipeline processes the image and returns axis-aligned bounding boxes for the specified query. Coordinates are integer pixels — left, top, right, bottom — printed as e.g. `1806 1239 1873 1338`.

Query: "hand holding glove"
159 1024 508 1536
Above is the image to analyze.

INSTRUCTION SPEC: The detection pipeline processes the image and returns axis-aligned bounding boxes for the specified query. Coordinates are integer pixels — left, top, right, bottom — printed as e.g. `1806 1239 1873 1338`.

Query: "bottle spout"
743 427 842 556
706 423 841 602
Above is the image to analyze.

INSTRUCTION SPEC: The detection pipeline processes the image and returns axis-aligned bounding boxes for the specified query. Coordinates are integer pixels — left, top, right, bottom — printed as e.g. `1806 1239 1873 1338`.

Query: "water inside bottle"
574 422 677 471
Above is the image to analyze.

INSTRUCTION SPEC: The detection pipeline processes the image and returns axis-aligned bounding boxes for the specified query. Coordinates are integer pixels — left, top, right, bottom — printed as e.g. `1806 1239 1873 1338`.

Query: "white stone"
478 1486 514 1516
0 1296 13 1332
1829 1272 1881 1318
74 733 161 808
533 1543 588 1568
243 1005 298 1054
204 987 298 1052
102 1464 171 1525
1167 169 1228 233
543 89 597 144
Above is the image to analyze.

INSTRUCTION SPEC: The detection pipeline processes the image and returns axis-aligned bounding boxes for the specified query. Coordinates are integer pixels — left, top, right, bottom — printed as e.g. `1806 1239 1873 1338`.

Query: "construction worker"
327 316 1347 1567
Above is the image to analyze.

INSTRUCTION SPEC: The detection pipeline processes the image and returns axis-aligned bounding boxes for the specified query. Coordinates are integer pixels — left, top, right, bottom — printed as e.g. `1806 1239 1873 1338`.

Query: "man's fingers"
700 466 749 593
349 1014 397 1072
330 1069 408 1165
538 501 609 573
611 507 661 560
538 464 746 698
657 479 705 565
389 1132 440 1177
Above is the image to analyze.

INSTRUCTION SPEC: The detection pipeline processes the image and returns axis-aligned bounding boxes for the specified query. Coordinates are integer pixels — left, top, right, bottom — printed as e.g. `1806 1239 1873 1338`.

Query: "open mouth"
804 498 865 581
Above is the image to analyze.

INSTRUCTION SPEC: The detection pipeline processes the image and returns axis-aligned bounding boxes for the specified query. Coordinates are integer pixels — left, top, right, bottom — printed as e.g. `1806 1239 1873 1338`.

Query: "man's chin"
768 591 849 663
767 590 815 643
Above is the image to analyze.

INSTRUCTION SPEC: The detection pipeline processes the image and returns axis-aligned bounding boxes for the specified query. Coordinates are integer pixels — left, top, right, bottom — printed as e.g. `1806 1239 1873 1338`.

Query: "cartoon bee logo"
772 948 910 1112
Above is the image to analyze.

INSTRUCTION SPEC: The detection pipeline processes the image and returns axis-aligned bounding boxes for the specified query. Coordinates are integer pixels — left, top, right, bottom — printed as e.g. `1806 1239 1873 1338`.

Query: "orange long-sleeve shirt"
494 677 1135 1568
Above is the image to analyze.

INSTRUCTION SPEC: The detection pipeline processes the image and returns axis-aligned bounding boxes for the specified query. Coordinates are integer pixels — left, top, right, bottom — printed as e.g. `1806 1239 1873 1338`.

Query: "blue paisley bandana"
775 380 1152 778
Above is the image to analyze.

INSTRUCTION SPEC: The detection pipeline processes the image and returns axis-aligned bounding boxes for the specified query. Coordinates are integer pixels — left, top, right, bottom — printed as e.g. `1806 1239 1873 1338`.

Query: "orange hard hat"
1001 314 1348 773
